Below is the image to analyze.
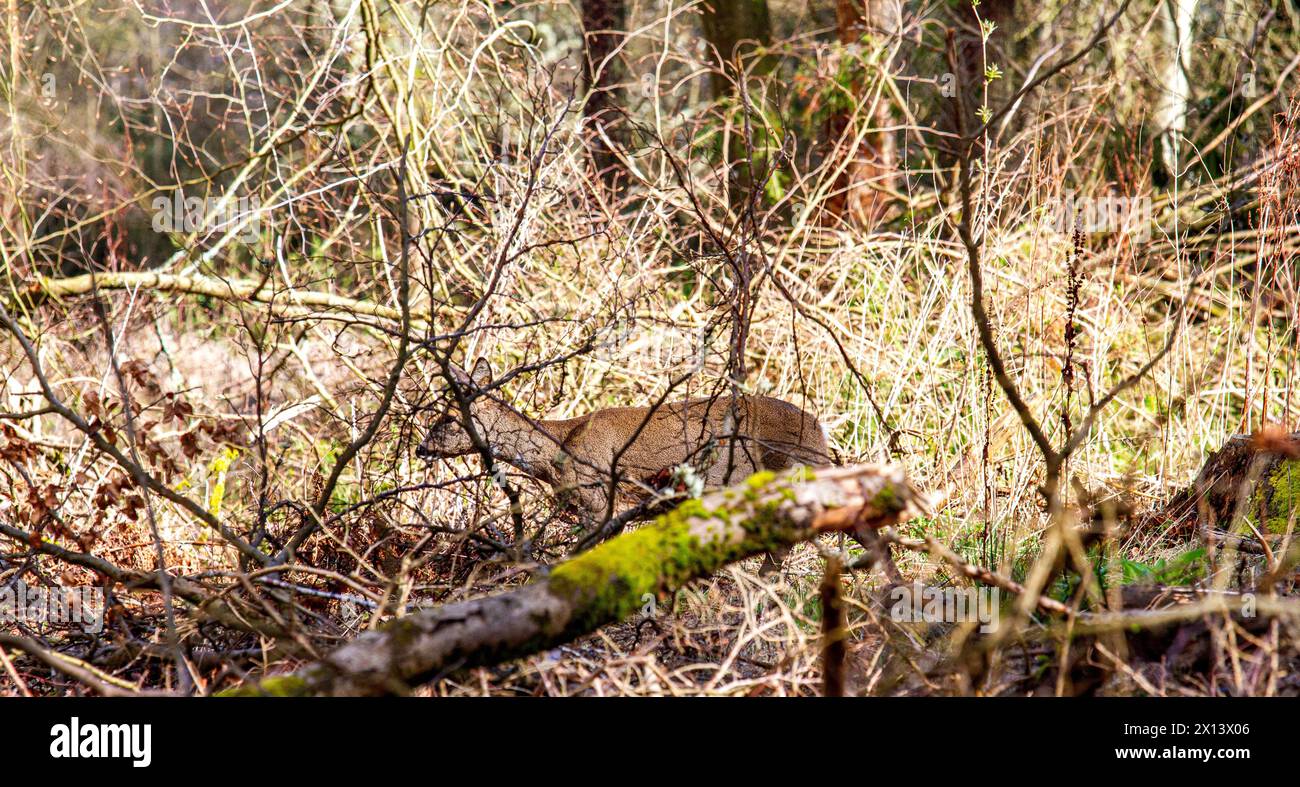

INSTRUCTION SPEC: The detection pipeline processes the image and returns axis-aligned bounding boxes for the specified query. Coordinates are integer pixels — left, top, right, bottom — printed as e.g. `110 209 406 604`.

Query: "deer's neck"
487 415 572 483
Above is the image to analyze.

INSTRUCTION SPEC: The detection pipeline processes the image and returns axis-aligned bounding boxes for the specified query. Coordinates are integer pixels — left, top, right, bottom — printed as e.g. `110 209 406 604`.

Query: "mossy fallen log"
1160 430 1300 539
220 464 932 696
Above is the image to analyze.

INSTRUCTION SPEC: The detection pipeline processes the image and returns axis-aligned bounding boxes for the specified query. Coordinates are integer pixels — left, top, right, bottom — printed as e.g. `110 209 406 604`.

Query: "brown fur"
418 360 832 529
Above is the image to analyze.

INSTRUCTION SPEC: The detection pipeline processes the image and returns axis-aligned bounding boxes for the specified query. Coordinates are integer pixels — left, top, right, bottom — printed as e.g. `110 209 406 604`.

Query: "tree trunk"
700 0 773 100
221 464 930 696
581 0 628 181
1157 429 1300 541
826 0 901 227
700 0 774 206
1157 0 1198 181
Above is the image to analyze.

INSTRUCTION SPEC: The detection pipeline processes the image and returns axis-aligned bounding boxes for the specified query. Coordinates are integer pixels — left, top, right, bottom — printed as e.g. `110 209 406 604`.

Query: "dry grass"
1 0 1298 695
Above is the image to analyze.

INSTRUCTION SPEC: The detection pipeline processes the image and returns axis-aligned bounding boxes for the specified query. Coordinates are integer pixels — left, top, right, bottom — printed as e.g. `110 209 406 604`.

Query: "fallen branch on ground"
29 272 440 331
0 519 300 642
0 634 141 696
221 463 933 696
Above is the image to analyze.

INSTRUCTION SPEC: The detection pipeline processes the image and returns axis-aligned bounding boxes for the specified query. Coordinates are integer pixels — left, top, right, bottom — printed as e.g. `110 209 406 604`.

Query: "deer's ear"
470 358 493 387
446 363 472 386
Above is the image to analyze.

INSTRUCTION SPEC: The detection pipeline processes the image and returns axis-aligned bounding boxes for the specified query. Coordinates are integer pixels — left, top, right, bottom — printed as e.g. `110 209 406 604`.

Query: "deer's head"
416 358 516 460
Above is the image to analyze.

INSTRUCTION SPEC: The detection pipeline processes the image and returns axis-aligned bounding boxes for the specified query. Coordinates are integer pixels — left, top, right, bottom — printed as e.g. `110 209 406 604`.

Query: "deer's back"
560 394 830 482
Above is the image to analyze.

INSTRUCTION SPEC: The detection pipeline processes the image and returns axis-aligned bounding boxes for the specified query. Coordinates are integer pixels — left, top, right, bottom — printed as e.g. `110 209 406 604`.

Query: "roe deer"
416 359 833 537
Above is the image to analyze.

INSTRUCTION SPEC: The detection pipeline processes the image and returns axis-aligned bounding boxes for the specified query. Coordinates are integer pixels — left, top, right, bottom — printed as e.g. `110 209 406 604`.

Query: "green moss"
215 674 310 697
872 482 902 514
742 470 778 501
745 470 777 490
548 468 812 632
550 499 708 630
1258 459 1300 535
